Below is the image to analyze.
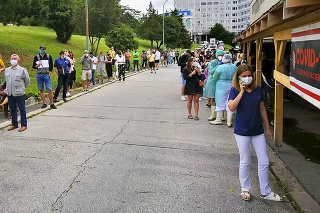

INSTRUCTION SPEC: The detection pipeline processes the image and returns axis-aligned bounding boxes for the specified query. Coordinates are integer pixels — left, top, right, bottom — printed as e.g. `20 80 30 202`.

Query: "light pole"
163 0 169 49
85 0 89 51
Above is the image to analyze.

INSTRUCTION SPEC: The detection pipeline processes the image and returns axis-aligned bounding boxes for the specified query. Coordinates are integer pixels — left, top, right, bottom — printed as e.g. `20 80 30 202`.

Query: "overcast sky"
120 0 175 14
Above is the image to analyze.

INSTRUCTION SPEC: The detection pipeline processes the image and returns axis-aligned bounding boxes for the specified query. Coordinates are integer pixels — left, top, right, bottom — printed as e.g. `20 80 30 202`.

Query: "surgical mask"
218 56 223 61
239 76 253 85
192 62 199 68
85 54 89 57
10 59 18 66
39 50 45 55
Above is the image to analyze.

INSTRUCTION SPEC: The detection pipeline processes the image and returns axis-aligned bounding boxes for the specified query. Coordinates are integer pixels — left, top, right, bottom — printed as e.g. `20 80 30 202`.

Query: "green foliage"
105 25 139 51
73 0 122 55
137 2 162 48
209 23 235 45
46 0 75 43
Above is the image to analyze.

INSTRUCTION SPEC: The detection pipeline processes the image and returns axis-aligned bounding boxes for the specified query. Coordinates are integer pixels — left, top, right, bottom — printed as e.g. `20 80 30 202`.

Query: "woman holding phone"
182 57 202 120
228 64 283 202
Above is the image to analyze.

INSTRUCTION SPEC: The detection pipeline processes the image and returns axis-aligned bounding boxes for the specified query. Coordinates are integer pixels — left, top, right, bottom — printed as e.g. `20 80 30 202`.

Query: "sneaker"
181 96 187 101
50 104 57 109
41 103 47 109
66 92 71 97
82 89 85 92
199 97 203 101
85 89 89 92
63 98 67 102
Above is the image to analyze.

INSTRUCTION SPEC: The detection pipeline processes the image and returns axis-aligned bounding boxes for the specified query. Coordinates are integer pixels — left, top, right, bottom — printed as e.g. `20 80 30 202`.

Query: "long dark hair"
186 57 194 73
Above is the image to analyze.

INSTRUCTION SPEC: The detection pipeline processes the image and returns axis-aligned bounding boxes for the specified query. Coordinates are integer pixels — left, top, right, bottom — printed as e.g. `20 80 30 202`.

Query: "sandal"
241 191 251 201
188 115 193 119
194 116 199 121
260 192 283 202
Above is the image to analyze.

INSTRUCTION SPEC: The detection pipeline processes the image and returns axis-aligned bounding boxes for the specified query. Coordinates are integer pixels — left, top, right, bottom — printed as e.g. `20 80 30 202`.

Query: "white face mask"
239 76 253 85
218 56 223 61
10 59 18 66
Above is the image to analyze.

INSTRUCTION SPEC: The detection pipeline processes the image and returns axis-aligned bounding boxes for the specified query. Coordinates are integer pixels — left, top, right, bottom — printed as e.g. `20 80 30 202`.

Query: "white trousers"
234 134 271 195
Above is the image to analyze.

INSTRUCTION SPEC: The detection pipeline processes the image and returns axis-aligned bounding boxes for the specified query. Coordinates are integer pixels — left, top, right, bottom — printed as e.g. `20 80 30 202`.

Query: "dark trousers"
142 59 147 69
68 70 76 89
118 64 125 81
54 73 70 99
8 94 27 127
106 63 113 78
125 59 130 71
133 60 139 71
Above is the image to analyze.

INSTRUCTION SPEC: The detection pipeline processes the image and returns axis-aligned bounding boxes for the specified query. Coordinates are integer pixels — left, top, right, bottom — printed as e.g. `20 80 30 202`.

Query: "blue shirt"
54 57 71 74
228 86 264 136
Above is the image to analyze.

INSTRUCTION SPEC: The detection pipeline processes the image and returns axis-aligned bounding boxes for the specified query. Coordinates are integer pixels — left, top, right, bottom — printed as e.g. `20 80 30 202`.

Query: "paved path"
0 67 296 212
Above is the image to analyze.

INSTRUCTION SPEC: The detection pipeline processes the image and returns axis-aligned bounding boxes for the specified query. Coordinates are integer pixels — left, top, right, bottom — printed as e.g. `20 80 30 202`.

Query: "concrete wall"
251 0 280 23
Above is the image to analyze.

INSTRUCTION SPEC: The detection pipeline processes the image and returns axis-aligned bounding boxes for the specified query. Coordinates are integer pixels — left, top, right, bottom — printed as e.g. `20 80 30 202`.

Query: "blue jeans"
91 69 95 85
8 95 27 127
125 59 130 71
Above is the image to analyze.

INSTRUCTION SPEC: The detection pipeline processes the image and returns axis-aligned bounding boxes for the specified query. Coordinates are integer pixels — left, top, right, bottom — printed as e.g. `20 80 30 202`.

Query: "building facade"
174 0 251 42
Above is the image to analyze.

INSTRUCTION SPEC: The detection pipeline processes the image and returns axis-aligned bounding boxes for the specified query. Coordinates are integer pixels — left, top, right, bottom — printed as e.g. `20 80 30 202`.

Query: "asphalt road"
0 66 295 212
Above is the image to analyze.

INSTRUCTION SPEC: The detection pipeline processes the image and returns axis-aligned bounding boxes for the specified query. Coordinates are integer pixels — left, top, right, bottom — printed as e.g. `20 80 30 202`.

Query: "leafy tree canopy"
105 25 139 52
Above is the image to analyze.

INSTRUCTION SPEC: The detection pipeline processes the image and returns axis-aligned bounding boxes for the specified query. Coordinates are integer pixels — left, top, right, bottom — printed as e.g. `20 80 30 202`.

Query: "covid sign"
291 23 320 108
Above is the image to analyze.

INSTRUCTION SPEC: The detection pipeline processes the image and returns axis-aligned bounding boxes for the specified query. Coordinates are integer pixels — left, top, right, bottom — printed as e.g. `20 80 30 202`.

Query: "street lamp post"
85 0 89 51
163 0 169 48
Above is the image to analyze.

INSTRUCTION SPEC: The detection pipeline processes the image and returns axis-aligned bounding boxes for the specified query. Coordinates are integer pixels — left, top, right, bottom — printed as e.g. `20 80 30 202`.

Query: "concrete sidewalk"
0 66 318 212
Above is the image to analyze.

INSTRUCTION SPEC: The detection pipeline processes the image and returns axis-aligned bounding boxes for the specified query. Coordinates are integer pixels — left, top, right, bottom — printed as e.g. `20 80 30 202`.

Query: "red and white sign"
291 22 320 109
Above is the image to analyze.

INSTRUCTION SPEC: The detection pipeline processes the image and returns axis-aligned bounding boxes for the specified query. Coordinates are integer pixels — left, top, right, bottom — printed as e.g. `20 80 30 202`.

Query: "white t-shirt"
115 55 125 64
91 56 98 69
155 51 161 60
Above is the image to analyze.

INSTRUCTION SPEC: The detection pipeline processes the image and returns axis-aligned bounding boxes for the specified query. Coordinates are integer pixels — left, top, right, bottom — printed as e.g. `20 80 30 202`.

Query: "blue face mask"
39 49 45 55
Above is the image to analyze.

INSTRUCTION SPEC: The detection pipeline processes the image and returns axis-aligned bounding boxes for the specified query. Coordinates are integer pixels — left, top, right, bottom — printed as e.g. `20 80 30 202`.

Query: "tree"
73 0 122 55
105 25 139 51
120 5 141 32
137 2 162 48
46 0 75 43
164 9 192 49
209 23 235 45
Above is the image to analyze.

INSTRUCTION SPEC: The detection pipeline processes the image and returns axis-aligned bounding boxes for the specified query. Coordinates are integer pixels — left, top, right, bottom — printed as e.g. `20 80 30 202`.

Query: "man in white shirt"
115 51 126 82
155 49 161 70
90 52 98 86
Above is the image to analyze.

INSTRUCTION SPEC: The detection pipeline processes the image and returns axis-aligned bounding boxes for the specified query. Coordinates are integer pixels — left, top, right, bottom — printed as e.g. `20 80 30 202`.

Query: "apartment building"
174 0 251 42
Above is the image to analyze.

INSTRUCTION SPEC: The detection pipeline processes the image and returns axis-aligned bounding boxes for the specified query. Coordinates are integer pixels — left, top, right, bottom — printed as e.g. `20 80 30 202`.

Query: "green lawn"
0 25 231 98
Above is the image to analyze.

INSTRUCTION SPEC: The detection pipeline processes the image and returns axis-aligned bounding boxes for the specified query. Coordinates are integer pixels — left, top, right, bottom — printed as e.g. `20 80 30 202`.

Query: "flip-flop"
188 115 193 119
241 191 251 201
261 192 283 202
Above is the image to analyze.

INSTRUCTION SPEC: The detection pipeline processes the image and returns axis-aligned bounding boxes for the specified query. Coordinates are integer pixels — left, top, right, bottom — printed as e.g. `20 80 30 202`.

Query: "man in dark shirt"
178 49 191 101
32 45 56 109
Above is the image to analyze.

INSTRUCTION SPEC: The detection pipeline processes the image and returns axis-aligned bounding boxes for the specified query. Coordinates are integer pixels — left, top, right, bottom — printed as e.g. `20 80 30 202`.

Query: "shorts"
36 74 52 91
82 69 92 81
149 62 155 68
97 65 105 75
155 60 160 63
180 72 186 86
